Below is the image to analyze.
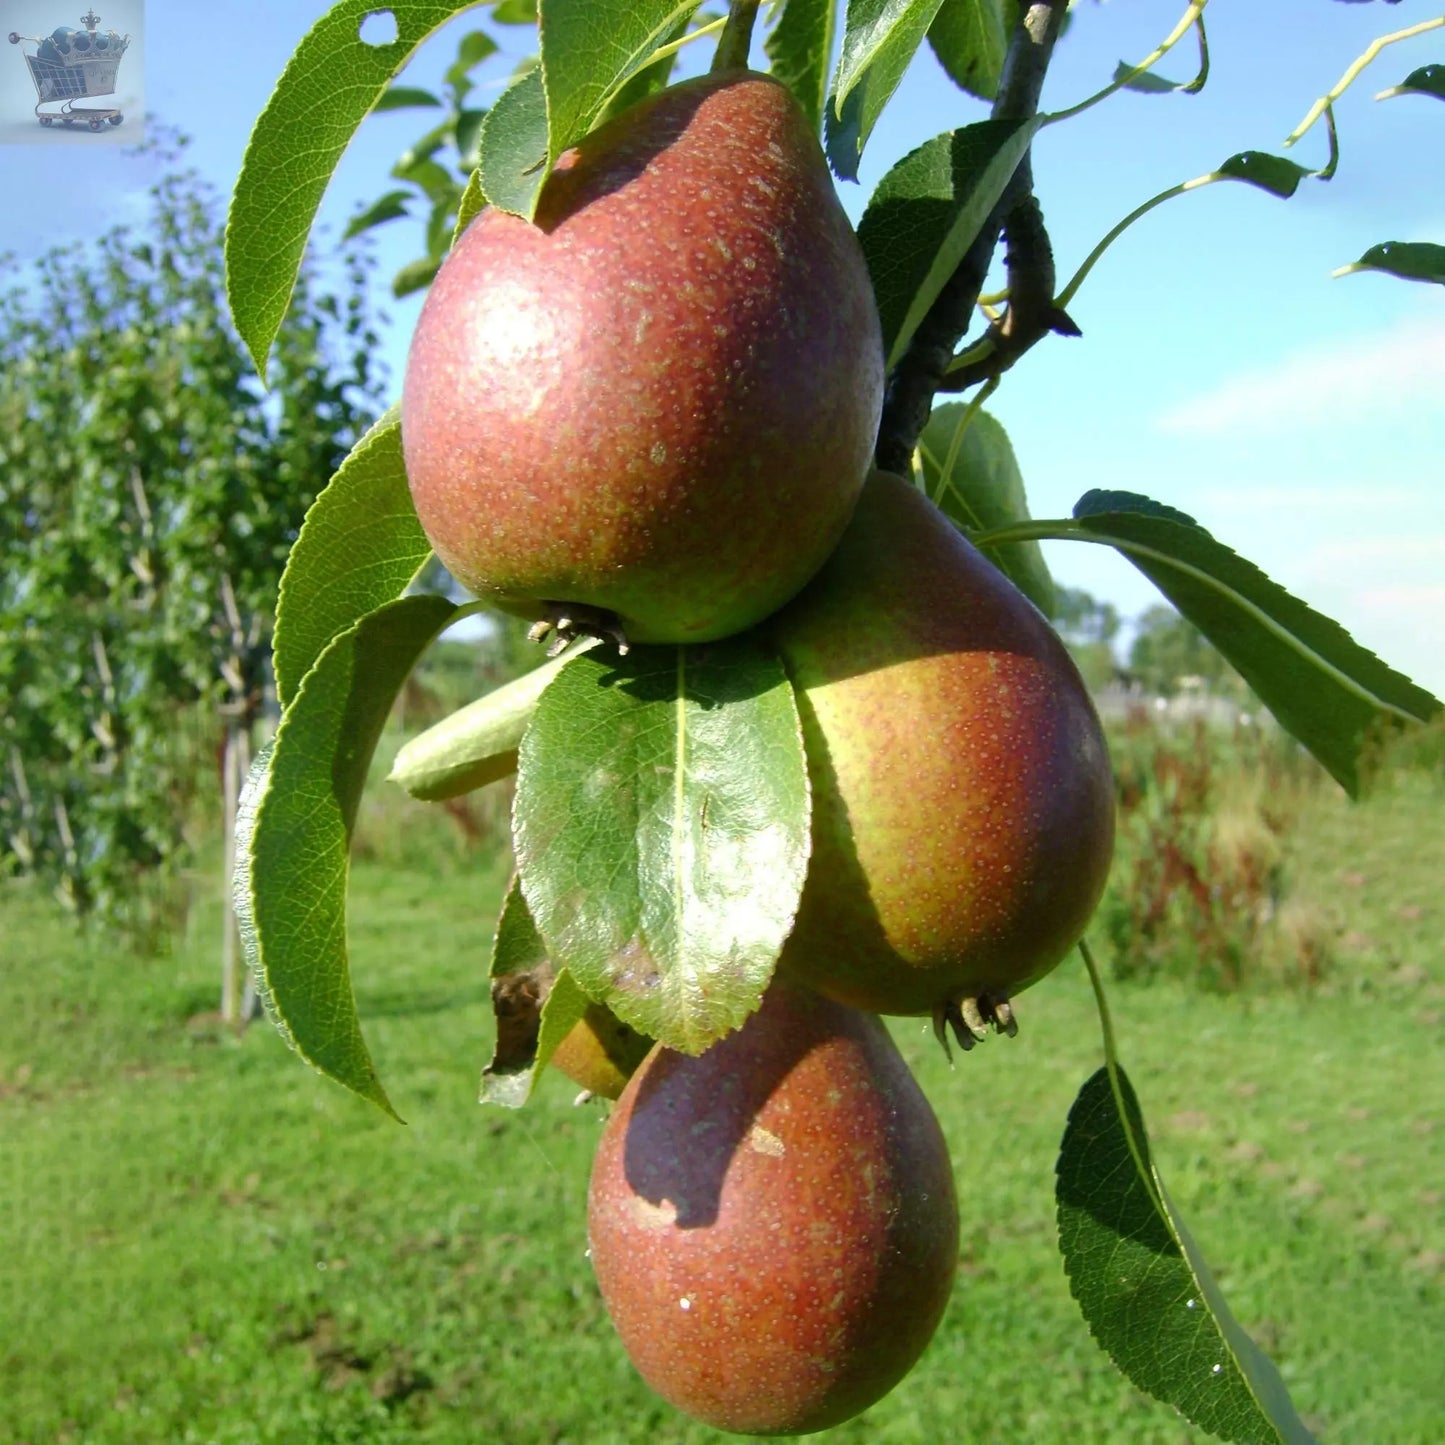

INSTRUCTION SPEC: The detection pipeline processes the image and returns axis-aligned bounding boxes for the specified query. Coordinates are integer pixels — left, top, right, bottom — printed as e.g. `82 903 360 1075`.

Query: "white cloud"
1155 306 1445 436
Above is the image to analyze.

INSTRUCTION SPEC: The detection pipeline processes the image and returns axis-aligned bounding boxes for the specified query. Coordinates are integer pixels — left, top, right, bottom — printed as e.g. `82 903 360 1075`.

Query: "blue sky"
1 0 1439 695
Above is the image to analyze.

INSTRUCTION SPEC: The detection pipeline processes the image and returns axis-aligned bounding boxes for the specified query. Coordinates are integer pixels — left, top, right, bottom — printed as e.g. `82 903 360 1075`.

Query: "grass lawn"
1 777 1441 1443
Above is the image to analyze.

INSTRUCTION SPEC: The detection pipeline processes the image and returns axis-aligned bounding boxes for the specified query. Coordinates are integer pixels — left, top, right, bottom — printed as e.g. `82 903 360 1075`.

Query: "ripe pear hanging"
770 471 1116 1029
588 981 958 1435
402 73 884 647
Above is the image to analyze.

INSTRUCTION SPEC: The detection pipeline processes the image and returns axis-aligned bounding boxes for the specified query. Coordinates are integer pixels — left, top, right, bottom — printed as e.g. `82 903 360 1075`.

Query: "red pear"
402 72 884 645
588 980 958 1436
770 471 1115 1022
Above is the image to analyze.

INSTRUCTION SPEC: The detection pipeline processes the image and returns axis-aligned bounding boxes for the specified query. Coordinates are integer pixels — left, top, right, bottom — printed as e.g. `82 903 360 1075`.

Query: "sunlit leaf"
827 0 948 179
514 639 810 1054
928 0 1013 102
540 0 705 175
765 0 837 134
236 595 459 1115
917 405 1055 614
477 62 548 217
1063 493 1441 794
1059 1066 1316 1444
273 411 431 711
226 0 478 372
857 118 1038 366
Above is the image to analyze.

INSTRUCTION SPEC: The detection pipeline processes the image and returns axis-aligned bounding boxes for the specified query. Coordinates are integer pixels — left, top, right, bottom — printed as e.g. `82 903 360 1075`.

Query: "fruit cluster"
403 68 1113 1437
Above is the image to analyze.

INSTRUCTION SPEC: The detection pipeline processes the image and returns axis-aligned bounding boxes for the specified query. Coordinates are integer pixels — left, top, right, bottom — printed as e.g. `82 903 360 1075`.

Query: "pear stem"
712 0 761 74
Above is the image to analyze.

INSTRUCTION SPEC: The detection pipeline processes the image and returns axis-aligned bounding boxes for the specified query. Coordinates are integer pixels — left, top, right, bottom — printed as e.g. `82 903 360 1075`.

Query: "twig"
875 1 1070 474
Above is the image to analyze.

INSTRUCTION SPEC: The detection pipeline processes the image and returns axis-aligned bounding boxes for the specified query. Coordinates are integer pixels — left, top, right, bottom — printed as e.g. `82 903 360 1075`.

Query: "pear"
402 73 883 646
587 980 958 1436
770 471 1115 1025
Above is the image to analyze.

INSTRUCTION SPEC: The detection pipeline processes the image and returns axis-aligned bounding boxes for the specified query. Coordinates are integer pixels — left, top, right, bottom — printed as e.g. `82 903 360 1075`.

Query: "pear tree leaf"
494 0 537 20
389 641 598 800
597 10 691 127
1058 1066 1316 1444
1058 493 1441 795
857 118 1038 366
392 155 457 205
917 405 1055 615
236 594 460 1116
1334 241 1445 285
1378 63 1445 102
478 62 548 217
928 0 1014 102
514 639 810 1054
765 0 837 134
393 256 444 297
539 0 705 179
226 0 480 372
443 29 499 98
827 0 948 179
273 411 432 711
479 877 593 1108
456 107 487 169
342 189 413 240
1113 63 1183 93
1216 151 1311 201
454 169 487 241
373 85 444 111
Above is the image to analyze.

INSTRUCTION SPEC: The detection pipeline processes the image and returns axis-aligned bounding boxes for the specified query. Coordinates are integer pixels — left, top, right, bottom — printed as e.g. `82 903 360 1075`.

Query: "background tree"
0 143 383 1013
1129 602 1247 699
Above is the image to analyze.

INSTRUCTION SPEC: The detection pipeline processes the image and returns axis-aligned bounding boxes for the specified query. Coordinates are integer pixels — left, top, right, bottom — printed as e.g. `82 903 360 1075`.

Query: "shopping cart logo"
7 7 139 135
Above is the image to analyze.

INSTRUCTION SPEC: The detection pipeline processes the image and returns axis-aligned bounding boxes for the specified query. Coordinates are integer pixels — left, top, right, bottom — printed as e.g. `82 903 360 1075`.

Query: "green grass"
1 780 1441 1444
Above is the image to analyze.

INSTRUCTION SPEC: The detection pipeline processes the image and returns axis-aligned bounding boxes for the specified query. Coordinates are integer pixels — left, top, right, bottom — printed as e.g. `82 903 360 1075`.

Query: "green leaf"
479 877 591 1108
596 10 691 128
226 0 479 372
237 594 459 1115
765 0 838 134
827 0 948 179
1335 240 1445 285
341 189 412 240
389 641 598 800
514 639 810 1054
917 405 1055 615
1378 63 1445 102
493 0 537 21
454 170 487 241
1067 492 1441 795
1058 1066 1316 1444
444 29 500 97
1112 61 1186 94
392 155 458 205
456 107 487 169
1216 151 1311 201
373 85 444 111
540 0 705 178
928 0 1012 102
477 62 548 217
856 118 1038 367
273 411 432 711
392 256 443 297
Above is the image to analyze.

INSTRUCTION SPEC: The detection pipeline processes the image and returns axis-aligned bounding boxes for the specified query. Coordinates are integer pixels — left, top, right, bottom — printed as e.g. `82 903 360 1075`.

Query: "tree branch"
875 0 1070 475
